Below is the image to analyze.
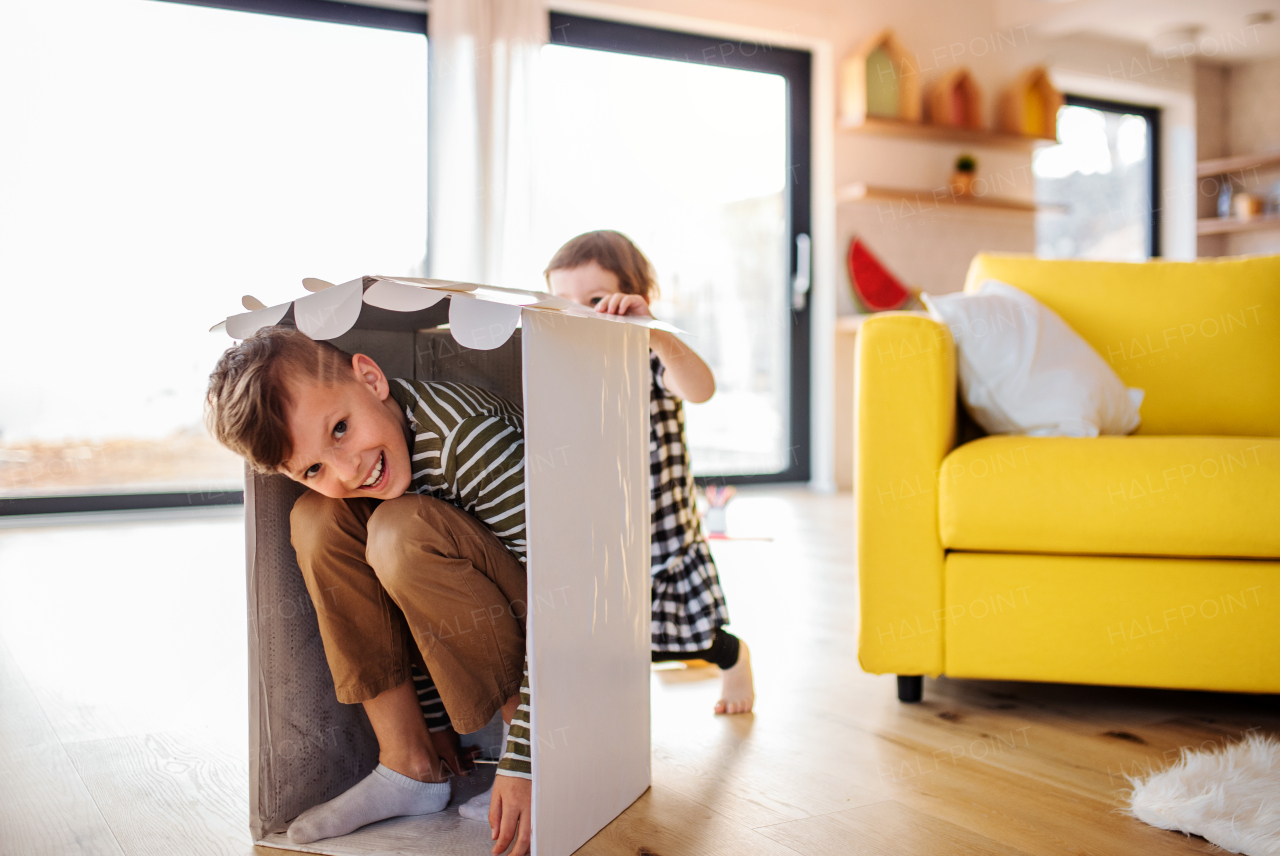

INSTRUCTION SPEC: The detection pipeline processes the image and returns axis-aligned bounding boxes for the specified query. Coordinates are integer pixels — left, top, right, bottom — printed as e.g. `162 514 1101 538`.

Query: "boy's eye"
590 296 602 306
305 463 321 478
333 420 347 438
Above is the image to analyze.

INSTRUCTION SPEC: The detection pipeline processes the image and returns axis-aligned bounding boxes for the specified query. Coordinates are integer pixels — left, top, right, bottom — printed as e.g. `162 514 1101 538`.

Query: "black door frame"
1062 93 1162 258
549 12 813 484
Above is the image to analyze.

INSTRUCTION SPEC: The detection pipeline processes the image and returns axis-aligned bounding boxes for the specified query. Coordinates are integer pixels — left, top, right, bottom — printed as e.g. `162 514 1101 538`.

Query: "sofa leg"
897 675 923 703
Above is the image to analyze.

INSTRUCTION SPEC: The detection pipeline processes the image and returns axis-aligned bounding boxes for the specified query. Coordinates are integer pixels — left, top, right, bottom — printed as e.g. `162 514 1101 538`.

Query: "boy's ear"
351 353 389 400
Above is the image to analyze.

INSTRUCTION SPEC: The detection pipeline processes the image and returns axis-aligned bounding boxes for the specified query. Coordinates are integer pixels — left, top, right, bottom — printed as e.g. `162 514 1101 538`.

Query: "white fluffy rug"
1127 732 1280 856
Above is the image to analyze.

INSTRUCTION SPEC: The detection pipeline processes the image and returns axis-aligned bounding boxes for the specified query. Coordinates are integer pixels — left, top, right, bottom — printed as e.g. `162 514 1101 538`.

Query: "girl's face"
548 260 639 308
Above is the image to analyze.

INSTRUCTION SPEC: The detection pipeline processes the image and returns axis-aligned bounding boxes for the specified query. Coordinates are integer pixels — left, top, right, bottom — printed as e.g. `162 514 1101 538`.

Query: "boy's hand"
429 726 475 778
595 293 651 318
489 775 532 855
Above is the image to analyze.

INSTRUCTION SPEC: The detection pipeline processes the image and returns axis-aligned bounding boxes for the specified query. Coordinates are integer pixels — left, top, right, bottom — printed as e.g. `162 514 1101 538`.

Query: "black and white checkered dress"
650 353 731 653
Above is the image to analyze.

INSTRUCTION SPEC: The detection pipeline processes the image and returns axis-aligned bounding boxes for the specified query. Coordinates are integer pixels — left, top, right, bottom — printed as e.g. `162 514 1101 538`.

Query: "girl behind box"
546 230 754 715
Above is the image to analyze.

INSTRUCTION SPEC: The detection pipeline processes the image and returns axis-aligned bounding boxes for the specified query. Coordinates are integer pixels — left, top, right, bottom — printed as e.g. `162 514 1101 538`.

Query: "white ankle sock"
287 764 451 844
458 721 509 822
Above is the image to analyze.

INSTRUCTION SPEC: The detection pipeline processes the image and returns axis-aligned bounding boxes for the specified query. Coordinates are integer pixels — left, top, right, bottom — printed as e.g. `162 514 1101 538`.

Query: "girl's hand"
591 290 716 403
595 293 652 318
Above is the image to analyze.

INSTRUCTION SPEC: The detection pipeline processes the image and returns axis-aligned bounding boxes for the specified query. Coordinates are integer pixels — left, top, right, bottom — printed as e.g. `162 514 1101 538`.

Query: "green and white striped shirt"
389 378 532 779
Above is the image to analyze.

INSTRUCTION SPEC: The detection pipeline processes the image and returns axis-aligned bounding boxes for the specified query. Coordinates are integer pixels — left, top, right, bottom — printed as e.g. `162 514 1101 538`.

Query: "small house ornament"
840 29 921 125
998 66 1063 140
927 67 984 129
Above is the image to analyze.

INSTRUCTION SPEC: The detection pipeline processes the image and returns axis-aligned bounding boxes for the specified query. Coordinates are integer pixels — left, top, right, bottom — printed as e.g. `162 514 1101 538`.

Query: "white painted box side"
521 310 652 856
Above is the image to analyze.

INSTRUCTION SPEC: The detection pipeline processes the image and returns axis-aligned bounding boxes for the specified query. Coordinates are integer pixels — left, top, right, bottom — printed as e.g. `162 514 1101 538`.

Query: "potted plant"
952 153 977 197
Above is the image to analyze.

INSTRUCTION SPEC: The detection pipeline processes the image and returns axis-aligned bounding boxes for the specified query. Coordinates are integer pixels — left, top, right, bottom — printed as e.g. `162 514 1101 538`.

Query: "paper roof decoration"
214 275 679 348
840 29 921 125
927 67 984 130
998 66 1063 139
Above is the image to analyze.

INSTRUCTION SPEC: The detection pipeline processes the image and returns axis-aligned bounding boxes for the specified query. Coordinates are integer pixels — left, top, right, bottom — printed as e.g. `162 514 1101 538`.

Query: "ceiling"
997 0 1280 62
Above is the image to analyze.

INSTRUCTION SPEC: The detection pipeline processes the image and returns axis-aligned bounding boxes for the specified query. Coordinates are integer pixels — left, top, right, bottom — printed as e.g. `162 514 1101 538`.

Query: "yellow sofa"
855 252 1280 702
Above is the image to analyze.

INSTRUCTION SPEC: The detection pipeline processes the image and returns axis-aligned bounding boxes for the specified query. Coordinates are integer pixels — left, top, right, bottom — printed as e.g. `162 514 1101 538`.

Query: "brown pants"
290 491 527 734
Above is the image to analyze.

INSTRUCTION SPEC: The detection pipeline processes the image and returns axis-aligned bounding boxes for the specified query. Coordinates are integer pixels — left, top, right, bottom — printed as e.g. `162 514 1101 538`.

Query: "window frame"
153 0 426 33
548 12 814 485
1060 93 1162 259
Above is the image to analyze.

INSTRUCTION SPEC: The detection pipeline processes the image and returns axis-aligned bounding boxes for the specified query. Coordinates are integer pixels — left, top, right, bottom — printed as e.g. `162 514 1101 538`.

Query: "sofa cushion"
939 436 1280 558
964 254 1280 437
923 280 1143 437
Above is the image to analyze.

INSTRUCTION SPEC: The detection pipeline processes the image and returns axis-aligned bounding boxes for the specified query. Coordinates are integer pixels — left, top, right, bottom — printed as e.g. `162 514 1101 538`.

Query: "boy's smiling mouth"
360 452 386 490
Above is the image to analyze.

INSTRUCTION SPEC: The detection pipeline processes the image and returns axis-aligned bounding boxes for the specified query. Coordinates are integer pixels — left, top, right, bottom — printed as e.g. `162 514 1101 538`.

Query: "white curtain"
428 0 547 289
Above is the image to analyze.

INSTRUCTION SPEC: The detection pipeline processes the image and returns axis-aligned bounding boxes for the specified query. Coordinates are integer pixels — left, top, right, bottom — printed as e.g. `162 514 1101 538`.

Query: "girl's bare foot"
714 639 754 714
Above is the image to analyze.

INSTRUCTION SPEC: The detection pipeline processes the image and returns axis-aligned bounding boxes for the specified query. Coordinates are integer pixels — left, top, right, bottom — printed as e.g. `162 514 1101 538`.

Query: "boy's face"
279 353 413 500
548 260 629 307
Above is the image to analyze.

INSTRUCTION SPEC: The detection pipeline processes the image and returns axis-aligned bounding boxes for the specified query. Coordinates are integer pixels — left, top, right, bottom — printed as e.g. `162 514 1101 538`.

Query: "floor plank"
0 636 125 856
62 731 254 856
573 784 801 856
646 685 886 829
0 516 248 746
758 799 1036 856
867 728 1218 856
814 679 1270 807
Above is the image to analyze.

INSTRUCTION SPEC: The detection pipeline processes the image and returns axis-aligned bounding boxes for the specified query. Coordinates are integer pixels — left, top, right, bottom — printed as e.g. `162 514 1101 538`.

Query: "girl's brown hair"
543 230 659 301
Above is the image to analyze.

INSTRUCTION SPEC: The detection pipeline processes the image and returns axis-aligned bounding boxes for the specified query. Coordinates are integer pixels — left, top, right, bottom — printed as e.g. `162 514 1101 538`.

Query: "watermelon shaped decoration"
847 237 916 311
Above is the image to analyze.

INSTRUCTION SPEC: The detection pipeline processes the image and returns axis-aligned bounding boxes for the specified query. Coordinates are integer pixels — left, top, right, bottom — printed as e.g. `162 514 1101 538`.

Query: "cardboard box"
219 276 666 855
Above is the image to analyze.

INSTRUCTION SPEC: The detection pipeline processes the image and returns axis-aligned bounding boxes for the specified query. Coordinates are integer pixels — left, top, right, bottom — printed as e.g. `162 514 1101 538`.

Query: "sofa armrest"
856 313 956 676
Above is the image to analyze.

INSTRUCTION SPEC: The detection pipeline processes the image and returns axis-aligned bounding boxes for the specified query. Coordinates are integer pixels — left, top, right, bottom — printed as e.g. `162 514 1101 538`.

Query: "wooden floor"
1 489 1276 856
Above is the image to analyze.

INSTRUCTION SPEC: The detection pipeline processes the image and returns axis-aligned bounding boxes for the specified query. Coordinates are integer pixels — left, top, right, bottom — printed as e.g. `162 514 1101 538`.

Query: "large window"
1034 95 1160 260
542 15 812 482
0 0 427 506
2 4 812 511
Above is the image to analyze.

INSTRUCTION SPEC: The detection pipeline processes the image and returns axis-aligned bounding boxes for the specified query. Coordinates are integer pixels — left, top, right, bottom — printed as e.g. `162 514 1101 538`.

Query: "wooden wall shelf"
838 181 1042 213
838 116 1057 151
1197 214 1280 235
1196 151 1280 178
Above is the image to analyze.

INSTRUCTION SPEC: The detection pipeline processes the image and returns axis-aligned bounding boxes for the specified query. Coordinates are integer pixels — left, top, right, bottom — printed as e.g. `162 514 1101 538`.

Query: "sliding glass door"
540 14 811 482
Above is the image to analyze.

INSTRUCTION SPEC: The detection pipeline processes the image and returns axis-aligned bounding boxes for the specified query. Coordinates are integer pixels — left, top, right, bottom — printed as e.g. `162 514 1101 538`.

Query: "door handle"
791 233 811 311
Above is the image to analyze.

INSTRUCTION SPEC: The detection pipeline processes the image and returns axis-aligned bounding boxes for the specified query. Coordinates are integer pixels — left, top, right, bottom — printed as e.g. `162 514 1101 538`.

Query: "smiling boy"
206 325 533 856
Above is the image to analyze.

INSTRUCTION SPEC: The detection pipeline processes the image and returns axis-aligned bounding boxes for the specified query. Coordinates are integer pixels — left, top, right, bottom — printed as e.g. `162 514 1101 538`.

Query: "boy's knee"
366 495 443 576
289 490 350 559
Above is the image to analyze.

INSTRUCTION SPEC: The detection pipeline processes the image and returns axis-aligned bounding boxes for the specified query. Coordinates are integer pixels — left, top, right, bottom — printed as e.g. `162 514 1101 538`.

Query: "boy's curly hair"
543 230 660 301
205 325 354 473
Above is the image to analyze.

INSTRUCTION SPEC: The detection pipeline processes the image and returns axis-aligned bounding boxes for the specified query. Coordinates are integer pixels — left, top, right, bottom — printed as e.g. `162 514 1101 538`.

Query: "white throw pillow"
922 279 1143 437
